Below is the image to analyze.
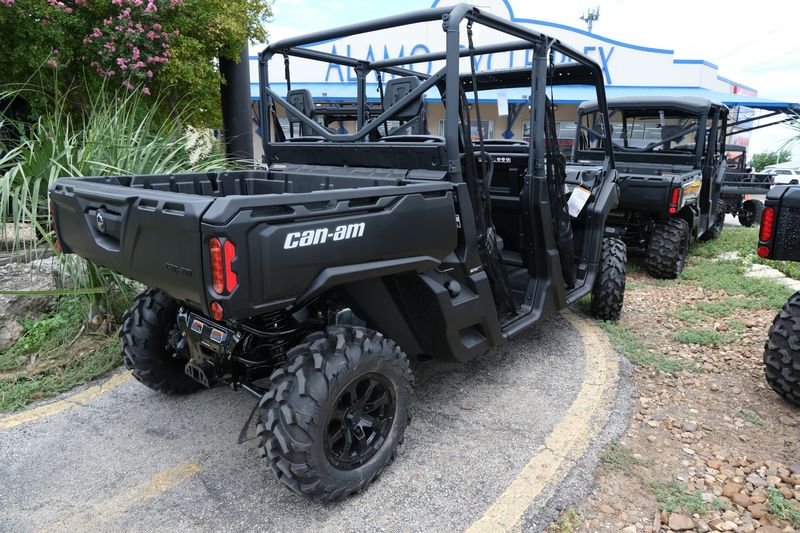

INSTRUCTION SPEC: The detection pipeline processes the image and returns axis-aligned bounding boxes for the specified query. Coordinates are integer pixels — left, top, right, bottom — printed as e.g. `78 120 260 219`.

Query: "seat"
382 77 426 135
286 89 317 137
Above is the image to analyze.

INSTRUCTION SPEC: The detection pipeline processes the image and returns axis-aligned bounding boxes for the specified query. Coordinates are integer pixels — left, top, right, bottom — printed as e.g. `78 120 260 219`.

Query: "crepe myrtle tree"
0 0 272 126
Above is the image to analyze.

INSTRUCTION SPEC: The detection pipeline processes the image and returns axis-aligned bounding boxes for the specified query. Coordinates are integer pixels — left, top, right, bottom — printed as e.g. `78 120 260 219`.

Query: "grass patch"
601 442 653 478
767 488 800 527
670 307 706 324
653 477 725 515
692 226 757 259
735 409 766 426
727 320 746 333
680 259 793 310
0 297 121 412
670 328 735 346
599 321 698 373
547 508 581 533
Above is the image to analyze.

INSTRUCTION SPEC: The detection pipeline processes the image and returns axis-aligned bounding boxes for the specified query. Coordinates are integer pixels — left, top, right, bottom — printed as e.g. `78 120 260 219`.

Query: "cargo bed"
51 166 458 318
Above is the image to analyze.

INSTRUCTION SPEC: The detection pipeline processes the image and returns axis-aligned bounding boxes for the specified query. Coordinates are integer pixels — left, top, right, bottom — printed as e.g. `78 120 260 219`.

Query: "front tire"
645 218 690 279
120 289 202 394
590 237 627 321
764 291 800 406
257 326 413 502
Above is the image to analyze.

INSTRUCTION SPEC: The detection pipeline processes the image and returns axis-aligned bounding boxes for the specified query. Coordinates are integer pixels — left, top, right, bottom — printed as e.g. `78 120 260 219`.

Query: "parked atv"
573 97 728 278
50 4 624 500
756 184 800 406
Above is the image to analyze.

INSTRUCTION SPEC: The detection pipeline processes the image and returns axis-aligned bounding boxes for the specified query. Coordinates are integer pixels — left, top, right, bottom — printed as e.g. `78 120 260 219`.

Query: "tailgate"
50 179 213 308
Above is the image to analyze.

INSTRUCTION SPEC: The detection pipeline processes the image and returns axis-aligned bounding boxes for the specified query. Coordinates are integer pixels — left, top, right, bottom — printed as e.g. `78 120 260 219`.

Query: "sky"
265 0 800 160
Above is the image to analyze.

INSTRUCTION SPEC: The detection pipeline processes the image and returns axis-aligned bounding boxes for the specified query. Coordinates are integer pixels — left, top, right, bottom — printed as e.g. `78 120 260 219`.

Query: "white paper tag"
497 90 509 117
567 185 591 218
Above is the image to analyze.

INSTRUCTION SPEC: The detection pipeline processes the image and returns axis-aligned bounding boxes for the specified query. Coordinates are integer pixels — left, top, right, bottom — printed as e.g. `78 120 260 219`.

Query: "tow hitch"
176 309 240 387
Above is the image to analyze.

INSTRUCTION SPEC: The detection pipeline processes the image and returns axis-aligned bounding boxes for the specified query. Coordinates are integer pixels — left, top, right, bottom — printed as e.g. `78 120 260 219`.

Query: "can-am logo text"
283 222 366 249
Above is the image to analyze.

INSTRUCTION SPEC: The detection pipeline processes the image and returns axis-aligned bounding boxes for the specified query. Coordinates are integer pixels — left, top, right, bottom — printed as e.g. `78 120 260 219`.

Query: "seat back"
287 89 316 137
383 77 423 122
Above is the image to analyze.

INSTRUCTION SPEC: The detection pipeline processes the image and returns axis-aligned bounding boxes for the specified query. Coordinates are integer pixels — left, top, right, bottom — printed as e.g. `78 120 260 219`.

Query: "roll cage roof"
257 3 615 178
579 96 728 116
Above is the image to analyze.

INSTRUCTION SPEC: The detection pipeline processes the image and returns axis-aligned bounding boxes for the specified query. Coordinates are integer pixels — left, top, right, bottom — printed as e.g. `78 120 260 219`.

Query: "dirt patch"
576 271 800 533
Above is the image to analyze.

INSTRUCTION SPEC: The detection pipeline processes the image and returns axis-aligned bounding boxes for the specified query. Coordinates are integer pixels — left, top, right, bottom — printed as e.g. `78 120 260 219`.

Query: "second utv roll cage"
257 2 616 180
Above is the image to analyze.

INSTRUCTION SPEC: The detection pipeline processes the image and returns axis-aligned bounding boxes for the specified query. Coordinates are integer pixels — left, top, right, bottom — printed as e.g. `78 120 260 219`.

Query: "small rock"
623 526 637 533
748 503 769 519
747 473 767 488
765 475 781 487
668 513 696 531
733 492 753 508
723 483 743 497
708 459 723 470
460 402 473 411
598 504 616 514
755 526 782 533
779 415 798 427
684 420 699 432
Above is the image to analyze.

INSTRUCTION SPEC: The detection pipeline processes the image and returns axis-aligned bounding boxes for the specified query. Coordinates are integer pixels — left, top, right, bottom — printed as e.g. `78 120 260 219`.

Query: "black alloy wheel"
324 373 396 470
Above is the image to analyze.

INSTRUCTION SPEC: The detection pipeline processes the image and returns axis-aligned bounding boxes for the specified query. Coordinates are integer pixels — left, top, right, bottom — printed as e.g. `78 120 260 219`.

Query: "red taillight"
759 207 775 242
669 187 681 214
757 245 770 258
210 301 224 321
209 236 238 296
49 201 62 253
223 240 237 292
209 237 225 294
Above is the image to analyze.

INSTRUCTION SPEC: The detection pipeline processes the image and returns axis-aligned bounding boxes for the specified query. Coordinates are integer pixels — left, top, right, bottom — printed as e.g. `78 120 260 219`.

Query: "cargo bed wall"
51 180 215 308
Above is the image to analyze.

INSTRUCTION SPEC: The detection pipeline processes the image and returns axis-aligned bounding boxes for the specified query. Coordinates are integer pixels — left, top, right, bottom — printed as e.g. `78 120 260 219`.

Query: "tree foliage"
0 0 272 126
750 149 792 172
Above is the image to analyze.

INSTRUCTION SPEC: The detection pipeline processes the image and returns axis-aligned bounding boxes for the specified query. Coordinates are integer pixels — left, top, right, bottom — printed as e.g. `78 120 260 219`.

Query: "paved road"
0 312 630 533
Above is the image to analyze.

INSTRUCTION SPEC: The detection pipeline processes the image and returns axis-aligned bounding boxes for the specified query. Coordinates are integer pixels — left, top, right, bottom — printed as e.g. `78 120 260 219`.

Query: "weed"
767 488 800 527
601 442 653 477
0 296 121 412
735 409 766 426
599 322 698 373
653 476 720 515
547 508 581 533
670 328 734 346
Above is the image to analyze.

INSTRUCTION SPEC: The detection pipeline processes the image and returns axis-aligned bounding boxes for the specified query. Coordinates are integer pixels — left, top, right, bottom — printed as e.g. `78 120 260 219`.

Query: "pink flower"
144 1 156 12
122 80 134 90
146 31 156 39
142 86 151 95
116 57 128 69
91 27 102 37
83 37 92 44
132 61 145 69
0 0 15 6
46 59 57 68
103 17 112 26
145 70 153 78
152 23 161 31
131 47 140 61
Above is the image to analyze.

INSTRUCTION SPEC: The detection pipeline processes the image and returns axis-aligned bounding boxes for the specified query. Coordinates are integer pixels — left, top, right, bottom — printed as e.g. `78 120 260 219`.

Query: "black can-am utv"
49 4 624 501
756 185 800 406
573 97 729 278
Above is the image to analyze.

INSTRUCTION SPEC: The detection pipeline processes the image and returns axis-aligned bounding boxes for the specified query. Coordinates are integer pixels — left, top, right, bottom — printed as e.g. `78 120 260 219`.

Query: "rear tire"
764 291 800 407
257 326 413 502
738 199 764 228
590 237 627 321
120 288 201 395
645 218 690 279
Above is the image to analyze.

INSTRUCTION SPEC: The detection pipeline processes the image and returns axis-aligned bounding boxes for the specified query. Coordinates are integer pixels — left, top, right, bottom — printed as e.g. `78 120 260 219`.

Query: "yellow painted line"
465 309 619 533
0 371 132 430
38 459 202 532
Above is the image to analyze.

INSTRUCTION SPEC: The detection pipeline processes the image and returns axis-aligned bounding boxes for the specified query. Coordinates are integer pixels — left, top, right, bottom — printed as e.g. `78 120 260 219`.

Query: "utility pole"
580 6 600 33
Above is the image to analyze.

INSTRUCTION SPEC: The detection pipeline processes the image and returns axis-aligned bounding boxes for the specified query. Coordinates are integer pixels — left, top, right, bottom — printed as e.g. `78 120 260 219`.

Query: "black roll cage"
257 3 615 181
574 102 728 167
